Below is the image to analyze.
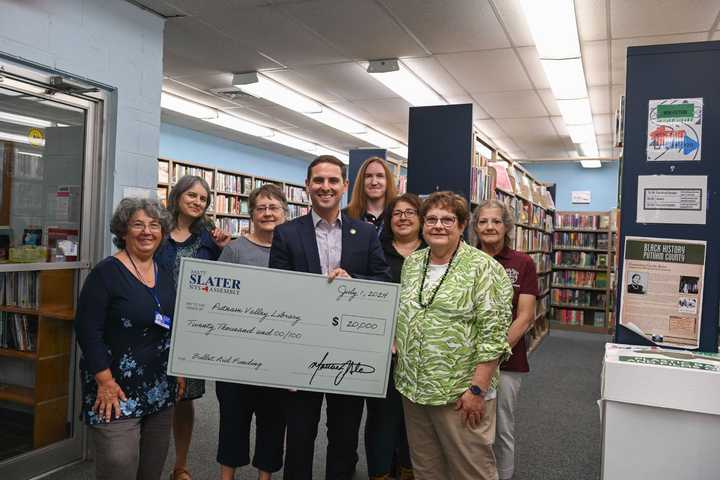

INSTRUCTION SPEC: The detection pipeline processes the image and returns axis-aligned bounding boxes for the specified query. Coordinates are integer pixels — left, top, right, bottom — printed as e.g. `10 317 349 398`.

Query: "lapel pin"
350 228 357 235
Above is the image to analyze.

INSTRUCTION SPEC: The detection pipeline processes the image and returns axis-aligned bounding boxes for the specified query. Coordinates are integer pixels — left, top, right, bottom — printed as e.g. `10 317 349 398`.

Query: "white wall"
0 0 164 209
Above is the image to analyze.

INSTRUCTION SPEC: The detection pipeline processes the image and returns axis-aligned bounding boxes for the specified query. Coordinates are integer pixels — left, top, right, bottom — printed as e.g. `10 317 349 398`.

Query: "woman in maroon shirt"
472 199 538 480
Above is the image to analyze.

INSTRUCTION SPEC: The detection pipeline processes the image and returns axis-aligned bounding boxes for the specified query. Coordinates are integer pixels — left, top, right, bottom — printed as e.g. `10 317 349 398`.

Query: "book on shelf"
554 231 597 248
284 185 309 204
158 161 169 183
0 312 37 352
597 254 608 267
556 213 601 229
173 164 214 186
243 177 253 194
490 162 514 193
1 271 39 309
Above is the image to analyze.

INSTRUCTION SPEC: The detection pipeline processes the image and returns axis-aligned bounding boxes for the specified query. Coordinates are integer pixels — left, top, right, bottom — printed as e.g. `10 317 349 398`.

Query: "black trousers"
215 381 287 472
283 390 364 480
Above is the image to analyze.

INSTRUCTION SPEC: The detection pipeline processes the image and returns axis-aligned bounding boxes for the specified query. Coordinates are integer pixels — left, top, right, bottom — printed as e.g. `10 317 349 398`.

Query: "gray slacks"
90 407 173 480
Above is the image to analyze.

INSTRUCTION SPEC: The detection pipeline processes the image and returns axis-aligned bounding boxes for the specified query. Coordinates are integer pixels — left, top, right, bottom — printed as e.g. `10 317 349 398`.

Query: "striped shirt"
311 209 342 275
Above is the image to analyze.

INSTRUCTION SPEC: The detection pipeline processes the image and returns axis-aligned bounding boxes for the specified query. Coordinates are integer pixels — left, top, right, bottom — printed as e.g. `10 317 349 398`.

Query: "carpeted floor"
43 329 609 480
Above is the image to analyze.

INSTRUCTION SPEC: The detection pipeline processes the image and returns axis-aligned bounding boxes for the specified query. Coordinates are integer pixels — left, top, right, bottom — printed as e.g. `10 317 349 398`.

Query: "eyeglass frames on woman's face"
391 209 418 219
424 216 457 227
129 221 162 232
254 205 283 214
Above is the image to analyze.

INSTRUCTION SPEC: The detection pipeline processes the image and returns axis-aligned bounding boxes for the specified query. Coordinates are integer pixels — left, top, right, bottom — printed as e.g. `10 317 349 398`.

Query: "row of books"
553 231 609 249
538 274 550 293
288 204 310 219
285 185 309 204
172 164 214 186
555 213 611 229
552 270 609 288
550 308 606 327
216 217 251 238
0 272 39 309
470 165 493 204
255 179 281 190
216 172 252 195
0 313 37 352
526 203 553 231
515 226 551 252
554 251 609 267
495 191 523 225
552 288 607 307
214 194 249 216
529 252 551 273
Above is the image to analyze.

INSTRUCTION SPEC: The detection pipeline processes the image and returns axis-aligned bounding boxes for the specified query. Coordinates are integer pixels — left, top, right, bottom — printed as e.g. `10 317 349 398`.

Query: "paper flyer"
636 175 707 225
619 237 706 349
646 98 702 161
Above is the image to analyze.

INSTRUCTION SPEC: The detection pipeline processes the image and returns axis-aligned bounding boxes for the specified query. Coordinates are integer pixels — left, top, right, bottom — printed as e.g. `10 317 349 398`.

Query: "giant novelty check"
168 257 400 397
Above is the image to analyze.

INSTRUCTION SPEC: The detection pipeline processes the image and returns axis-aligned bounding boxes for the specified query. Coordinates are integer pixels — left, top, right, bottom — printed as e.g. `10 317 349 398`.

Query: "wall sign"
636 175 707 225
571 190 591 204
647 98 702 161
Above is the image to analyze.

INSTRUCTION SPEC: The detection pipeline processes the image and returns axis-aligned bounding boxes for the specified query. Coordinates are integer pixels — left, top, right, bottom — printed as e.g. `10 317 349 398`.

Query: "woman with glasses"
346 156 398 236
471 199 538 480
365 193 425 480
214 184 289 480
394 191 514 480
155 175 231 480
75 198 183 480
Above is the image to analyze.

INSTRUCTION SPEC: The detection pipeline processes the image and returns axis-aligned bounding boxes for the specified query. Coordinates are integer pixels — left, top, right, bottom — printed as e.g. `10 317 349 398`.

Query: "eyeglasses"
254 205 283 214
424 216 457 227
129 222 162 232
391 209 418 219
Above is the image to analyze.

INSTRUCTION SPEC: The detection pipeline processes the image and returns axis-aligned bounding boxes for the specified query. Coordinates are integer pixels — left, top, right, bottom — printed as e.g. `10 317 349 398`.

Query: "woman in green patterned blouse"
394 191 514 480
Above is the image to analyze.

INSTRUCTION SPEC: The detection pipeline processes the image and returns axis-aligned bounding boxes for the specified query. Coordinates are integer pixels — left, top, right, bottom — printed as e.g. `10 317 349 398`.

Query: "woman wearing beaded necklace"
393 191 514 480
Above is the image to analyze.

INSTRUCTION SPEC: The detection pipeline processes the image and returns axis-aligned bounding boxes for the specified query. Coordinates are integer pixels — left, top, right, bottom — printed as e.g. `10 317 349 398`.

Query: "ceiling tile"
220 107 301 130
597 133 613 149
537 89 561 116
473 90 548 118
589 85 611 115
713 31 720 40
444 96 490 120
593 114 612 135
283 0 426 59
575 0 608 41
474 119 507 138
385 122 409 141
599 149 616 159
323 100 378 126
491 136 522 154
164 18 280 73
610 33 707 84
516 47 550 89
384 0 509 53
352 97 412 126
492 0 535 47
582 40 610 86
521 138 571 159
550 116 569 136
437 49 533 93
610 0 720 38
401 57 467 98
496 117 556 138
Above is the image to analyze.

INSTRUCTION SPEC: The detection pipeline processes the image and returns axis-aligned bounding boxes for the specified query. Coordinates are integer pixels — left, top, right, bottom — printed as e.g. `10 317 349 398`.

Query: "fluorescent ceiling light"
367 59 446 107
355 130 401 150
557 99 592 125
270 132 318 153
307 108 367 135
521 0 580 59
580 160 602 168
161 92 217 120
0 111 53 128
541 58 588 99
567 124 596 143
580 140 599 157
233 74 321 114
0 131 45 146
207 112 273 138
16 150 43 157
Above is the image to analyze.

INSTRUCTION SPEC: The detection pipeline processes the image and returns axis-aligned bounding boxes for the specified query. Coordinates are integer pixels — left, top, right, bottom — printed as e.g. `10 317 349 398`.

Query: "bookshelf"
406 104 555 352
0 268 76 449
550 210 618 333
158 158 310 237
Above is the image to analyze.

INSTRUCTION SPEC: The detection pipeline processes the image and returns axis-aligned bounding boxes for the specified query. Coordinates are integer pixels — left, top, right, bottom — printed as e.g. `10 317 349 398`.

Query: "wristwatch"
468 385 485 397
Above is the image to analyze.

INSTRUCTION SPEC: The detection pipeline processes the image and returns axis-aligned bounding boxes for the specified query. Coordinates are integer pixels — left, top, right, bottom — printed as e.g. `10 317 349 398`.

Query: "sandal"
171 468 192 480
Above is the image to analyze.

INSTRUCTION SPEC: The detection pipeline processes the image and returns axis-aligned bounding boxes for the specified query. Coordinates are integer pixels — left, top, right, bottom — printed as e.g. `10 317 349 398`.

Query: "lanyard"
126 252 162 311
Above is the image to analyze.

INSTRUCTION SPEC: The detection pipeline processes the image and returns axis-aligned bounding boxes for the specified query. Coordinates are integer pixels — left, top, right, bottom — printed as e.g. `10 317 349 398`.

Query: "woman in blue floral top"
155 174 230 480
75 198 183 480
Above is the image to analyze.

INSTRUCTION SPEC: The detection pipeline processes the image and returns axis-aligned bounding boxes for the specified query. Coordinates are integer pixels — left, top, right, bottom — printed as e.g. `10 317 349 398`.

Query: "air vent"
210 87 255 100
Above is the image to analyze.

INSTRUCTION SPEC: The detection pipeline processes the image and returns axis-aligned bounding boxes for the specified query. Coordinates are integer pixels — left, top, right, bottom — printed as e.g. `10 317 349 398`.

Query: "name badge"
154 311 171 330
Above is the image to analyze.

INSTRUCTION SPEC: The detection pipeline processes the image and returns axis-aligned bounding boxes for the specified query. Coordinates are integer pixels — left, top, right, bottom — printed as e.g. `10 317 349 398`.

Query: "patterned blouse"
394 242 514 406
75 257 177 425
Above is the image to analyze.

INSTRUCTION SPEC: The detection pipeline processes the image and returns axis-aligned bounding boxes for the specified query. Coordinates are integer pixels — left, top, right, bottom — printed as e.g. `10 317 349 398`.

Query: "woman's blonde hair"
347 157 397 219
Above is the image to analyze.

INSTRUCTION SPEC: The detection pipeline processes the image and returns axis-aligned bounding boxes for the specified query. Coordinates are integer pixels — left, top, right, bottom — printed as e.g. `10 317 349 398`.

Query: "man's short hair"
306 155 347 181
